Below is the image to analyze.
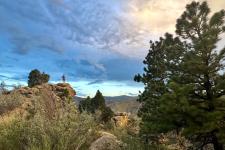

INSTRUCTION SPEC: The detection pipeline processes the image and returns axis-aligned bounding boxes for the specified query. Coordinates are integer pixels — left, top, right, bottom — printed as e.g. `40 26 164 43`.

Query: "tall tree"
135 1 225 149
78 96 92 113
91 90 106 111
134 33 185 135
78 90 114 123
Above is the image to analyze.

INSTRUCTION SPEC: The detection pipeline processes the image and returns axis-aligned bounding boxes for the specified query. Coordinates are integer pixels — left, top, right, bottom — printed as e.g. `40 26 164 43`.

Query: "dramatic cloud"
0 0 224 56
0 0 143 57
0 0 224 96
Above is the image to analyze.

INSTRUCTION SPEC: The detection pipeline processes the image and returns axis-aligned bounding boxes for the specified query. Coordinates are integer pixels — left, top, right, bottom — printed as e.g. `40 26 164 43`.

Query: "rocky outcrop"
112 112 130 127
89 131 123 150
14 83 76 99
2 83 76 120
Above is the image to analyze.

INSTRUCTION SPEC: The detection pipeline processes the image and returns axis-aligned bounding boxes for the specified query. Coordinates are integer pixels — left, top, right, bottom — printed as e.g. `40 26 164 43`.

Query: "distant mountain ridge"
74 95 139 114
75 95 137 101
104 95 138 101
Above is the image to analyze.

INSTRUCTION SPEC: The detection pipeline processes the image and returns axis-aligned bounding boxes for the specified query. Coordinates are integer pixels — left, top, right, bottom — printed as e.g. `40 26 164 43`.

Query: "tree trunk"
204 73 214 111
212 136 224 150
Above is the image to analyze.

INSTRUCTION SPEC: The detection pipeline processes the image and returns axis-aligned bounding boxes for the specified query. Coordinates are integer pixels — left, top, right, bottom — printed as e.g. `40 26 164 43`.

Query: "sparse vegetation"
0 85 98 150
0 92 23 115
0 81 8 94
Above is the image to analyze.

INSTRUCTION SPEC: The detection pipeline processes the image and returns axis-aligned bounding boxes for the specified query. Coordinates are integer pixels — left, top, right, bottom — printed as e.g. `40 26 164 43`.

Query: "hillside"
0 83 148 150
106 96 140 114
0 83 196 150
0 83 114 150
0 83 76 123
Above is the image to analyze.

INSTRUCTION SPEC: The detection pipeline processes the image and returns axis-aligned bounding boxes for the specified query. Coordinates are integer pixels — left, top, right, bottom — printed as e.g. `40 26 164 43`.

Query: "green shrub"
100 106 114 123
28 69 50 87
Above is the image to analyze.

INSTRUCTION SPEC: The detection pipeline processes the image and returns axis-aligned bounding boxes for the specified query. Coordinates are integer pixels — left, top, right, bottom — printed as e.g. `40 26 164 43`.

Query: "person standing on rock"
62 74 66 83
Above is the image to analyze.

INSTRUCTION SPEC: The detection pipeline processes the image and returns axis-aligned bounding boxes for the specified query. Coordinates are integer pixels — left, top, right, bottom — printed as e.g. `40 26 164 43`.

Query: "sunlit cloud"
125 0 225 35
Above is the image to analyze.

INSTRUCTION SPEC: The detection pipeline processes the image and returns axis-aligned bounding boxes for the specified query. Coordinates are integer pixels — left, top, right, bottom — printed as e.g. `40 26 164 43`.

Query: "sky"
0 0 225 97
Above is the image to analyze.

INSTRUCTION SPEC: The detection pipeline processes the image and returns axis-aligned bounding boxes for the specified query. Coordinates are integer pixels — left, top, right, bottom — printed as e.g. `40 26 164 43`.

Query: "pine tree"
28 69 50 87
134 33 185 136
135 1 225 149
78 90 106 113
79 91 114 123
78 96 92 113
91 90 106 111
100 106 114 123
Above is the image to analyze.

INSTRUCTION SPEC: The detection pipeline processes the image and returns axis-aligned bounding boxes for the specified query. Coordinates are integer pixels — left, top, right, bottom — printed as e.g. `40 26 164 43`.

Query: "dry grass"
0 92 24 115
0 88 98 150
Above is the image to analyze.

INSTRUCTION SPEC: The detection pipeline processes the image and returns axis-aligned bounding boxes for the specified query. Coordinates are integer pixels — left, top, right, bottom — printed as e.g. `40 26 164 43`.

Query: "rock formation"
89 131 123 150
1 83 76 121
112 112 130 127
14 83 76 99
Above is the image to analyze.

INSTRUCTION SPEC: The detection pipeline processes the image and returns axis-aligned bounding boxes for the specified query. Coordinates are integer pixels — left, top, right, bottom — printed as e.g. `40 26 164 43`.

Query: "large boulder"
54 83 76 97
89 132 123 150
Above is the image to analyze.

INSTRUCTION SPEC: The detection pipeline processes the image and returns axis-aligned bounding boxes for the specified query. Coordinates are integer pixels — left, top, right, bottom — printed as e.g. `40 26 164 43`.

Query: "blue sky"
0 0 225 97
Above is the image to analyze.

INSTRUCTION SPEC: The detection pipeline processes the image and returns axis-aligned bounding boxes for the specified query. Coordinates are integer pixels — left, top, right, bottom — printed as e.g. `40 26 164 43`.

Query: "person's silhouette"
62 74 66 83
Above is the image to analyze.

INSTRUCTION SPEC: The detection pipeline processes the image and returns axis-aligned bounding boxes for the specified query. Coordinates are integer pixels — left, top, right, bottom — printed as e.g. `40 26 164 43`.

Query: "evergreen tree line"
135 1 225 149
79 90 114 123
